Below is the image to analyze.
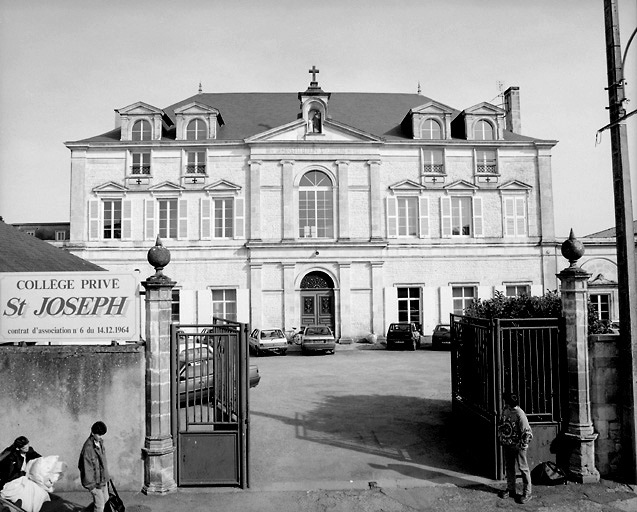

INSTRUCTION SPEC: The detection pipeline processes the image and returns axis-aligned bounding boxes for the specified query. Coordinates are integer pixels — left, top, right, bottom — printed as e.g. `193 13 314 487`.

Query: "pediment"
148 181 185 195
92 182 129 196
588 273 617 286
174 102 220 116
204 179 242 195
411 100 455 116
498 180 532 191
116 101 164 116
388 179 426 192
246 118 382 143
463 102 505 116
444 179 478 191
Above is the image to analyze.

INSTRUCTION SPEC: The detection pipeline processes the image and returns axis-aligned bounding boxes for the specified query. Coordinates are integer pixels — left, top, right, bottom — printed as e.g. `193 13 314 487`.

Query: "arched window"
474 120 494 140
422 118 442 139
132 120 152 141
299 170 333 238
186 119 207 140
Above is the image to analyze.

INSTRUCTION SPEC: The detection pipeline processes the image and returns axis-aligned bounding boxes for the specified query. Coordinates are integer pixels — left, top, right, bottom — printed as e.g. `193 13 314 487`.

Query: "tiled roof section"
585 220 637 238
0 221 105 272
73 92 549 143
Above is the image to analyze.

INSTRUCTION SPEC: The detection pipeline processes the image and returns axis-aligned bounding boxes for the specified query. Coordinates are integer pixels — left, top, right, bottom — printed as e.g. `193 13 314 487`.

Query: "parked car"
301 325 336 354
386 322 420 351
432 324 451 350
179 342 260 406
249 328 288 356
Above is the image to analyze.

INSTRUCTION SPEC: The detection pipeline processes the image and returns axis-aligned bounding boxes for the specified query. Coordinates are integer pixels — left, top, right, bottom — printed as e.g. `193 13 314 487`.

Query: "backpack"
531 461 567 485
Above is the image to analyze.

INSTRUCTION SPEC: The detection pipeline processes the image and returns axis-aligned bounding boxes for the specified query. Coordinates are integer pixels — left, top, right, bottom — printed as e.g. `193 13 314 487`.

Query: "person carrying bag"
107 479 125 512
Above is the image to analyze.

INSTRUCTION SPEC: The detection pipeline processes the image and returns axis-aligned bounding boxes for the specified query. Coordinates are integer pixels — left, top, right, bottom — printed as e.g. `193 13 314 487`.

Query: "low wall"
589 333 622 478
0 344 145 491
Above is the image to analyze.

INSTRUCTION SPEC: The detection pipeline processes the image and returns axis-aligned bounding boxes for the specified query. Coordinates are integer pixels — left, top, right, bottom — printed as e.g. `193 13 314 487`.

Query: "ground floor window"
212 289 237 321
505 284 530 297
590 294 610 321
397 287 421 328
452 286 476 315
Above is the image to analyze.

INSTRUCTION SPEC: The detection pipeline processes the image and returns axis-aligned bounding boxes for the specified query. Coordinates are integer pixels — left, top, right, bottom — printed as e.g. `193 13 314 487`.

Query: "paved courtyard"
248 343 491 491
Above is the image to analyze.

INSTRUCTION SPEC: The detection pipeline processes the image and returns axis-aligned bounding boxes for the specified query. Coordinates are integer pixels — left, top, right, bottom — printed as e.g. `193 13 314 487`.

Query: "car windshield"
306 326 331 335
436 325 450 332
261 329 284 339
391 324 410 332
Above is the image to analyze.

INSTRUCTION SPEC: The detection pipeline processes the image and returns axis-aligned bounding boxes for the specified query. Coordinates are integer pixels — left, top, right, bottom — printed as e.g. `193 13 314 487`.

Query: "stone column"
371 261 384 337
336 160 350 240
249 160 262 241
282 160 295 240
557 230 600 483
141 237 177 494
283 263 296 331
250 263 263 328
338 263 352 344
368 160 382 240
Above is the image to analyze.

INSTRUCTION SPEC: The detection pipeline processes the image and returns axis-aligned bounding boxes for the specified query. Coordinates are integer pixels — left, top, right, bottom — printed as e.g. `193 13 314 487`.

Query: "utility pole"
603 0 637 484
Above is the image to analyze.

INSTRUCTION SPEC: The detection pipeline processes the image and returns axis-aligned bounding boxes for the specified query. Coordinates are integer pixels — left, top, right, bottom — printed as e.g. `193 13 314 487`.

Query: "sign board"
0 272 139 343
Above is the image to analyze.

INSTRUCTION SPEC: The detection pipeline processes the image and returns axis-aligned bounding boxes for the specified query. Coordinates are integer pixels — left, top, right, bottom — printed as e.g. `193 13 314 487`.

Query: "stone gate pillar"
557 230 600 483
141 237 177 494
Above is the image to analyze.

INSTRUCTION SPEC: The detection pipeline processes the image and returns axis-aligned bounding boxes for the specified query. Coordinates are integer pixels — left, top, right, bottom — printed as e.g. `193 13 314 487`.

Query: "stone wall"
0 344 145 491
589 333 623 478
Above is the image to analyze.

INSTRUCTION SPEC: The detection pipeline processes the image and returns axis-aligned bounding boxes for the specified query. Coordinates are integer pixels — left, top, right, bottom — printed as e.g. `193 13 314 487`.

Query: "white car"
301 325 335 355
249 328 288 356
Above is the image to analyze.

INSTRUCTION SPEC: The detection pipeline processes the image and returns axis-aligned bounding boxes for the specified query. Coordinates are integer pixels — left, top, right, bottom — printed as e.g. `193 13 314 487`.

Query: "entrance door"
299 271 335 331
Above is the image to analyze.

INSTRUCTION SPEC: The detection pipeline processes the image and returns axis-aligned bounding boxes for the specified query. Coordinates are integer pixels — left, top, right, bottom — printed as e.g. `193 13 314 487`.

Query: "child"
498 392 533 503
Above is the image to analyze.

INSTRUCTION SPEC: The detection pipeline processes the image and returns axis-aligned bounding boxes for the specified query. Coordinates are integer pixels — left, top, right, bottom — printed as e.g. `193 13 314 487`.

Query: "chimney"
504 86 521 134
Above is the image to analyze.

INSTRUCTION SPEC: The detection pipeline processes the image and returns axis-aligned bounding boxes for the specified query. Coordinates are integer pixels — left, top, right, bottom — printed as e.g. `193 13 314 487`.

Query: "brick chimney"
504 86 521 134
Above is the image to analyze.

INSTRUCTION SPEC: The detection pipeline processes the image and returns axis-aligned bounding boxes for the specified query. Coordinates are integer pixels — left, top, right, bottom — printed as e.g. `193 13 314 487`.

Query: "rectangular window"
55 231 66 241
590 294 610 321
132 152 150 174
186 151 206 174
158 199 178 239
505 285 530 297
423 149 444 173
476 149 497 174
299 190 333 238
452 286 476 315
171 289 180 323
503 197 527 237
397 287 421 326
103 199 122 239
397 197 418 237
213 198 234 238
451 197 472 236
212 289 237 321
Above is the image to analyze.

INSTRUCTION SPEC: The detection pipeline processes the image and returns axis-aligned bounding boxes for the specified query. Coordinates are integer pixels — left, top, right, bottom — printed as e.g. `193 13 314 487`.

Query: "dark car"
386 322 420 351
432 324 451 349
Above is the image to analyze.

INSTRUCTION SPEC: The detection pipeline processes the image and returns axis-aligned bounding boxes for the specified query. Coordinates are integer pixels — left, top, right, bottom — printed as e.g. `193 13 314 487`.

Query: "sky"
0 0 635 239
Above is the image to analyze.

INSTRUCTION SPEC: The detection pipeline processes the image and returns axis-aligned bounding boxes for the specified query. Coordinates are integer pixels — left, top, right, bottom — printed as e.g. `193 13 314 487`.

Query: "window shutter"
386 196 397 238
473 196 484 237
234 197 245 239
121 199 132 240
516 197 527 236
440 196 452 237
236 288 250 323
200 198 211 240
503 197 515 237
418 197 430 238
144 199 155 241
178 199 188 240
88 200 100 241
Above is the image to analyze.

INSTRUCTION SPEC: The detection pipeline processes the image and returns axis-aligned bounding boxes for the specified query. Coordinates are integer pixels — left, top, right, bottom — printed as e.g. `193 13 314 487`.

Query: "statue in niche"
308 110 322 133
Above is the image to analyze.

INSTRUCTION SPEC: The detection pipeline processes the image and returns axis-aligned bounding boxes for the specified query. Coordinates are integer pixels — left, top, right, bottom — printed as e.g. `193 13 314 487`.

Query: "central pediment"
246 118 382 143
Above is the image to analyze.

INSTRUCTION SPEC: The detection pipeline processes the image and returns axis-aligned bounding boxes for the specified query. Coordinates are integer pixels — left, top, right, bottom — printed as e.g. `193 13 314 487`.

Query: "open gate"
171 318 249 487
450 315 567 479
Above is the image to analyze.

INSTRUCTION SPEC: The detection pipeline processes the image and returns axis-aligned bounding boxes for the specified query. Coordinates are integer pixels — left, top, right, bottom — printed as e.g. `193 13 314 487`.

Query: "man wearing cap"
78 421 110 512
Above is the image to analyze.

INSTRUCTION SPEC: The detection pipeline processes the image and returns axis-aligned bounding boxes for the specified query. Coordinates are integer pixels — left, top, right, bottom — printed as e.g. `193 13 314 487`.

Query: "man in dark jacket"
78 421 110 512
0 436 41 490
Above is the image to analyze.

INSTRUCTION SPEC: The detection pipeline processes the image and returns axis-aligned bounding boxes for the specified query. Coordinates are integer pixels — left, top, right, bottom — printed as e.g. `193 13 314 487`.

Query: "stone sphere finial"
147 235 171 279
561 228 585 268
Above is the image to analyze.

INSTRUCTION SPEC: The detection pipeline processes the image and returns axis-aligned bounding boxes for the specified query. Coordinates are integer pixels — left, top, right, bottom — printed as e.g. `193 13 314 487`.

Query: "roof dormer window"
186 119 207 140
474 120 494 141
422 119 442 140
132 120 152 141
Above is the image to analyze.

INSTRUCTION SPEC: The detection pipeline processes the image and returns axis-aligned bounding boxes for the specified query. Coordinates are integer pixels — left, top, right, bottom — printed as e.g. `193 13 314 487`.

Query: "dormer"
298 66 331 137
174 102 224 141
403 100 454 140
450 102 506 141
116 102 166 142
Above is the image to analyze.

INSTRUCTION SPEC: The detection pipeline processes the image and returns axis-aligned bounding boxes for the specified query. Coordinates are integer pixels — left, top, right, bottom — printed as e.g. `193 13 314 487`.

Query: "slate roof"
72 92 548 144
0 221 104 272
585 220 637 238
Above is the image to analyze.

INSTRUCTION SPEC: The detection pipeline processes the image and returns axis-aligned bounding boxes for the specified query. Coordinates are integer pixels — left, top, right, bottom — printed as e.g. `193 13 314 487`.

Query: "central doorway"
300 271 335 332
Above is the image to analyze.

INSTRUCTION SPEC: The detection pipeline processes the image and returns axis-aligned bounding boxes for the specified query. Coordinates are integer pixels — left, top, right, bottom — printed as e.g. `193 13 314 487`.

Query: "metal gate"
171 318 249 487
450 315 567 479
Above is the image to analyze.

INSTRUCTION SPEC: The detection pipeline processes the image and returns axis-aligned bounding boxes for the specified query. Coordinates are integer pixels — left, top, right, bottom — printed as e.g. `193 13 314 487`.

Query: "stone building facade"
65 74 560 341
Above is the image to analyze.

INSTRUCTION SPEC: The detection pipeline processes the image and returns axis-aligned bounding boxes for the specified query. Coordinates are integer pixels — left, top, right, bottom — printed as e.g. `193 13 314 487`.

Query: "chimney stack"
504 86 521 134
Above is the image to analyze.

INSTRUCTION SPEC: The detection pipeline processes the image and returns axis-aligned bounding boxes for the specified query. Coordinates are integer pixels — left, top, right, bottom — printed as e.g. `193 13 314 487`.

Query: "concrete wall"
0 344 145 491
589 333 623 478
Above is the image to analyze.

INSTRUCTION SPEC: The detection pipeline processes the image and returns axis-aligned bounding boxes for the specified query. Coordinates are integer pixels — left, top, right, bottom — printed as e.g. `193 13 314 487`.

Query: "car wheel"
281 349 287 356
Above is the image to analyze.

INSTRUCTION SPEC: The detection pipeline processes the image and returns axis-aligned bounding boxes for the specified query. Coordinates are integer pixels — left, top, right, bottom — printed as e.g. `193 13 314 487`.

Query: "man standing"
498 392 533 503
78 421 109 512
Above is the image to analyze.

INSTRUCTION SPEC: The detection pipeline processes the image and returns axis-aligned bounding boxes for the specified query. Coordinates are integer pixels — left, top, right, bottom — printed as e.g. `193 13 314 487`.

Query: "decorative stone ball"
147 237 171 271
561 229 585 265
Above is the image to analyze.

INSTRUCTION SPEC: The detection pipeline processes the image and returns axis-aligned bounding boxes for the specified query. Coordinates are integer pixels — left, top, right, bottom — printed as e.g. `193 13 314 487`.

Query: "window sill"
421 174 446 184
